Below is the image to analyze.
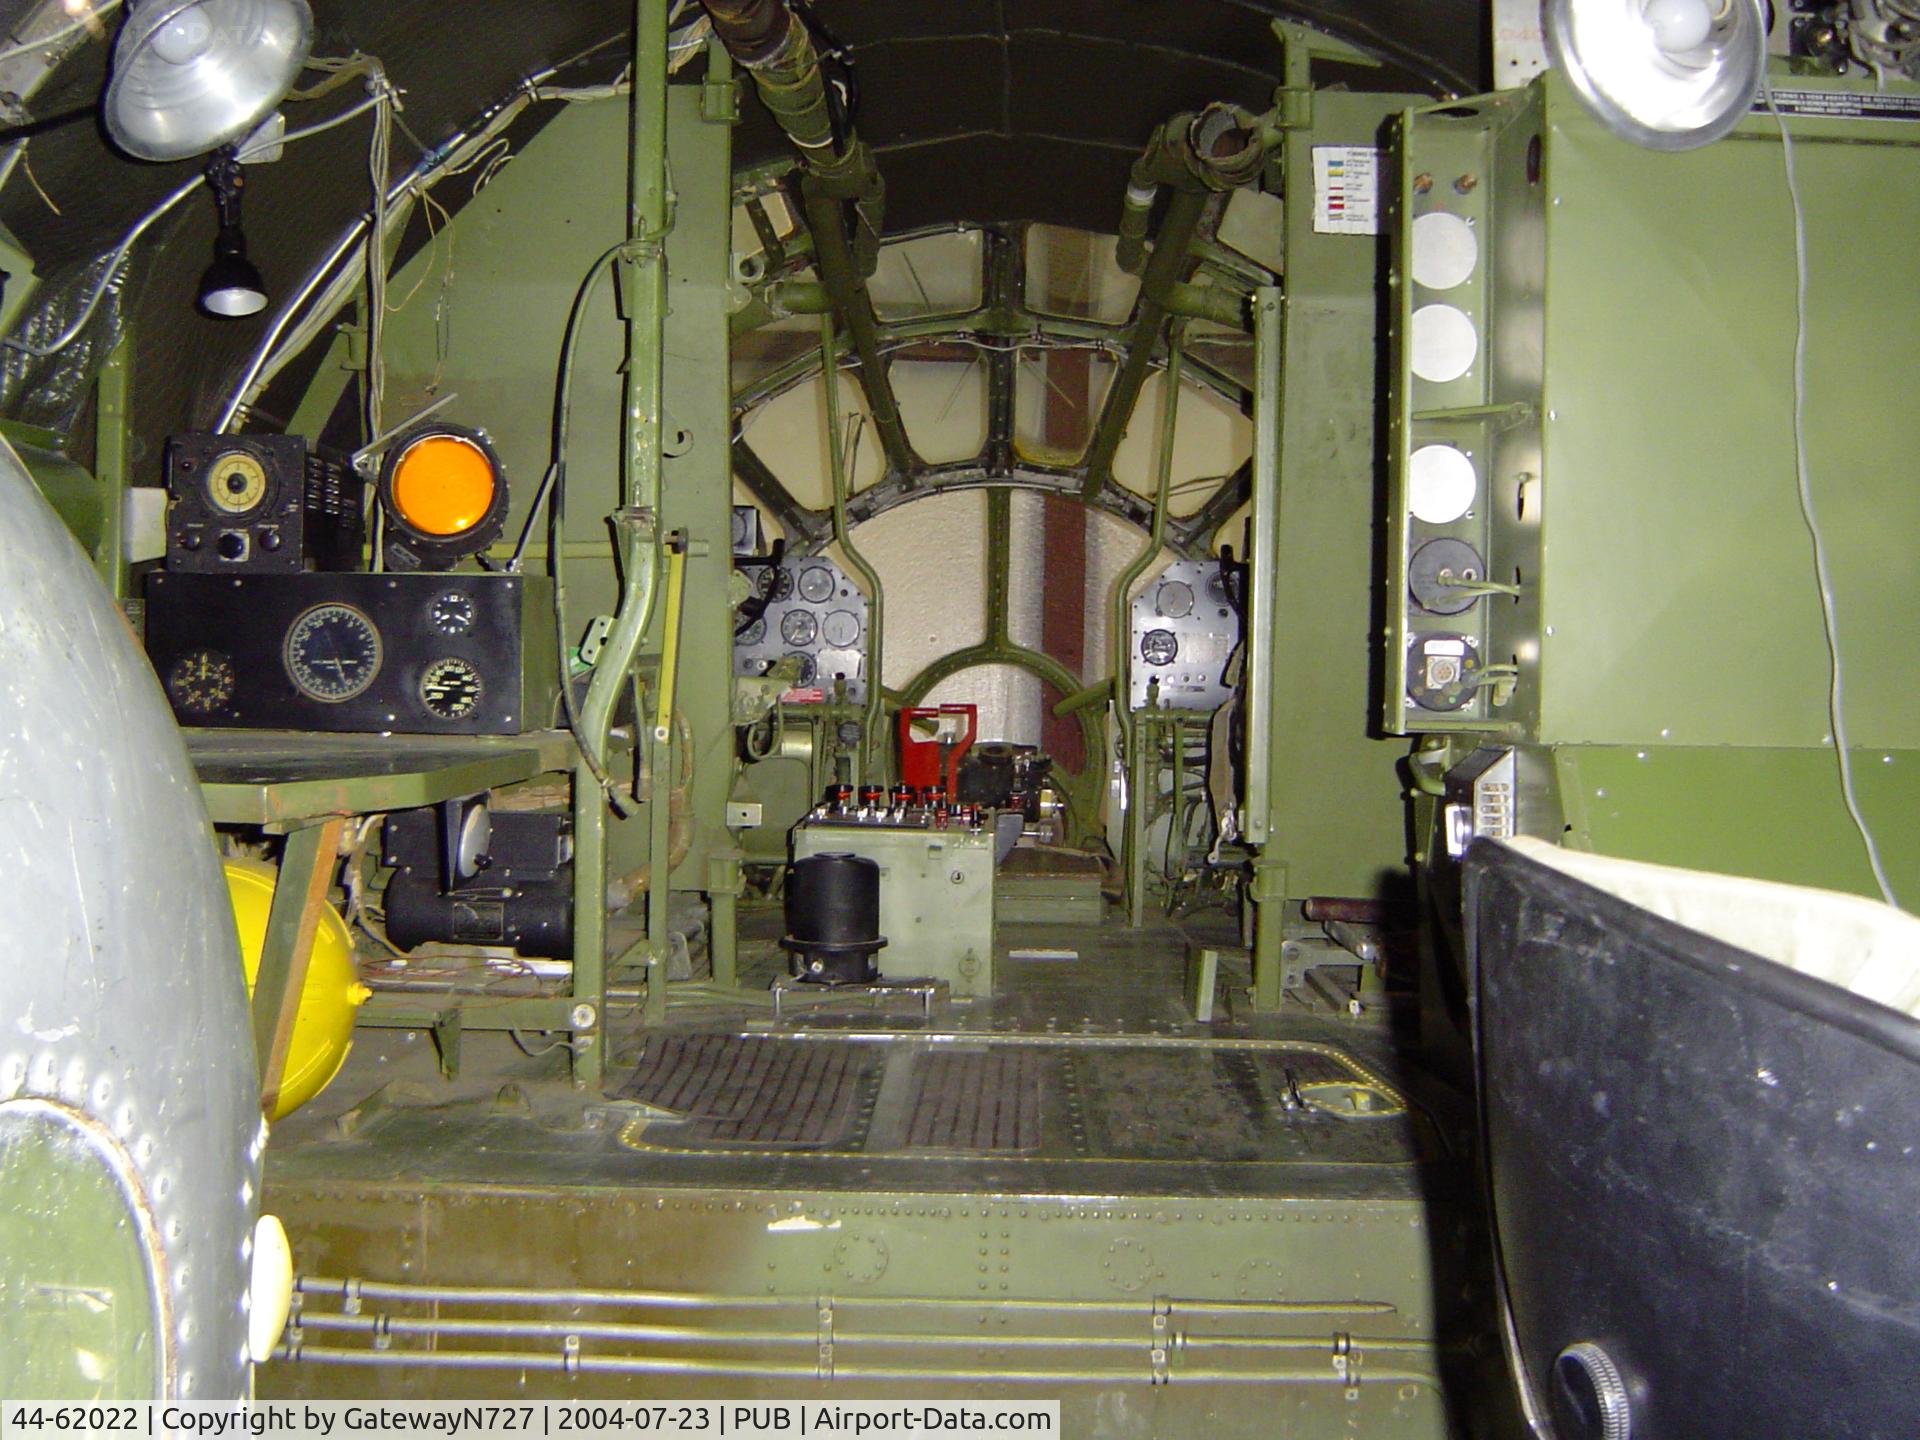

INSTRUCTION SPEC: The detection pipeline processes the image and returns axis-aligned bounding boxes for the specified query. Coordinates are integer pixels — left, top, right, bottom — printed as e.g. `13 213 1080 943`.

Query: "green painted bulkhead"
1 0 1918 1430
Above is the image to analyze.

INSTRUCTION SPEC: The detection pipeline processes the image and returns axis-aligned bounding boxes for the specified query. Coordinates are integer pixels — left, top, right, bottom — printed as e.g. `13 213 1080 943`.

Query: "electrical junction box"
792 821 995 997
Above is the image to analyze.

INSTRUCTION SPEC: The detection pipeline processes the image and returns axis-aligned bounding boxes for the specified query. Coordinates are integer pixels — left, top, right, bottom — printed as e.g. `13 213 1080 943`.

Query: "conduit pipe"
1083 103 1274 498
700 0 914 475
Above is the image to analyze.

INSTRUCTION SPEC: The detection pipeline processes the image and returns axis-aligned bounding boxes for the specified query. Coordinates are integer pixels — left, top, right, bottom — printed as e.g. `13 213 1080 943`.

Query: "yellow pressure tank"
223 858 370 1119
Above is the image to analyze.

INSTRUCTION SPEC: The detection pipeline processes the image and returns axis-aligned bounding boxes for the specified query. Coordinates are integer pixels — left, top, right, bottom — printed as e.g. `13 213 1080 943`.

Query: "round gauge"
1140 628 1180 666
797 565 835 603
738 616 767 646
429 591 475 636
1155 580 1195 619
420 657 484 719
758 567 794 603
780 609 818 646
821 609 861 647
284 603 383 703
780 651 818 687
205 450 269 515
166 648 236 717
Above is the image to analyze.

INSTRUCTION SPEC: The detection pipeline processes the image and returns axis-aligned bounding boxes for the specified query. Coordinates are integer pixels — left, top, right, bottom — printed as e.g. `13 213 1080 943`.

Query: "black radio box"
164 432 363 573
144 571 559 736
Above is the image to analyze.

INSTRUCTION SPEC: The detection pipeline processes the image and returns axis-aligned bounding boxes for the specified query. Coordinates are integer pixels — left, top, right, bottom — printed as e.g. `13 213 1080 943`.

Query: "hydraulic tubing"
820 312 886 770
700 0 914 474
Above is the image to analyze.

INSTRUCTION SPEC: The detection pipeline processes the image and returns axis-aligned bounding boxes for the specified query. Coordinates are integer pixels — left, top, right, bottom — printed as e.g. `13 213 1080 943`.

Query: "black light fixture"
198 146 268 319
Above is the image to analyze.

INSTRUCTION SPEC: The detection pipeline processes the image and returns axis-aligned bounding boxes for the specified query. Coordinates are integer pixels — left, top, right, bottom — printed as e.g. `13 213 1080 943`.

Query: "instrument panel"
1127 558 1242 712
733 555 870 703
145 572 559 734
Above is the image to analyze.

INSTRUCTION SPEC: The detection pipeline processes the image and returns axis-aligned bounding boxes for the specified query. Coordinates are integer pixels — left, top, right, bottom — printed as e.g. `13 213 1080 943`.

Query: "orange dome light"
377 423 510 570
392 434 496 537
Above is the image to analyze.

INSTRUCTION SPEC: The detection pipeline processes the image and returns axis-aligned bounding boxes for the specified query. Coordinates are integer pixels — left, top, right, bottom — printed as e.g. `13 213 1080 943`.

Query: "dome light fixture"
377 424 511 571
196 146 267 319
1544 0 1768 151
103 0 314 162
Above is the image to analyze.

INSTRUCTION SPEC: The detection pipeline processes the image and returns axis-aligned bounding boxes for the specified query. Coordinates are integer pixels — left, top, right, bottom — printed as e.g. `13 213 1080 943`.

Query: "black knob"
216 532 247 560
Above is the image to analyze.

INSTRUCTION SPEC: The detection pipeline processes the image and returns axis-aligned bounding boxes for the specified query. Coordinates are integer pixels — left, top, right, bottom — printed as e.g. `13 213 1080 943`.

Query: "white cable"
1 170 202 355
1763 71 1900 908
237 88 388 161
0 0 123 68
5 87 391 361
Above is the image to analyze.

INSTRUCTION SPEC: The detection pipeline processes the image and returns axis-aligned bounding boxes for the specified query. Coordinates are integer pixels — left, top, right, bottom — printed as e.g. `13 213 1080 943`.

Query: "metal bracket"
1149 1298 1174 1385
1333 1330 1362 1399
430 1009 463 1081
816 1297 835 1380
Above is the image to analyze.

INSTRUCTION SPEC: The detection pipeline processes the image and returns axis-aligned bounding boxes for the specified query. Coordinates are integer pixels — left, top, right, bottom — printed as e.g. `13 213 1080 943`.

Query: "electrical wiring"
0 0 122 67
1762 72 1899 909
4 79 395 361
544 241 635 801
1 171 202 356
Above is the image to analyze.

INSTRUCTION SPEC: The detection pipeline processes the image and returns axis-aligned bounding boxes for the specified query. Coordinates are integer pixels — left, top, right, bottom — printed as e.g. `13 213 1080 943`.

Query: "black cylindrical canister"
784 851 886 984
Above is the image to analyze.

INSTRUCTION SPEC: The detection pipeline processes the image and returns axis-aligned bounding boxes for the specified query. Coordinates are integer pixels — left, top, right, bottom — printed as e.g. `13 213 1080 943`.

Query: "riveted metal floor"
257 910 1503 1439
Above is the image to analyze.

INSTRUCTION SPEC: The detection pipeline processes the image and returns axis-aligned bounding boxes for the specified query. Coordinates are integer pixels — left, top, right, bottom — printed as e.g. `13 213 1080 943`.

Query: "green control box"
793 821 996 997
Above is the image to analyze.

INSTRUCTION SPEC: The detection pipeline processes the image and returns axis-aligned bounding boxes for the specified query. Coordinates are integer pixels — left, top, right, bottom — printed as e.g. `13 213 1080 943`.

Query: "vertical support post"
95 336 131 598
707 852 742 989
645 713 673 1026
1244 287 1282 847
1247 282 1288 1006
985 486 1011 647
254 816 346 1115
570 758 607 1087
1126 711 1155 928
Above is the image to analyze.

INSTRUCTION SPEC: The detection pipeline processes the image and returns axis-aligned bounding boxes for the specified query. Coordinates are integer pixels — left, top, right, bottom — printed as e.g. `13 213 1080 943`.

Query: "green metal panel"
1536 77 1920 749
1392 73 1920 907
1392 73 1920 751
1558 744 1920 898
259 1181 1461 1438
1256 91 1430 906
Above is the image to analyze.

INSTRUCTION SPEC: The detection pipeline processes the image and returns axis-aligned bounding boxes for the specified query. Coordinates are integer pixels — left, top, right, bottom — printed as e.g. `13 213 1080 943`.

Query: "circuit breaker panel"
1386 87 1546 736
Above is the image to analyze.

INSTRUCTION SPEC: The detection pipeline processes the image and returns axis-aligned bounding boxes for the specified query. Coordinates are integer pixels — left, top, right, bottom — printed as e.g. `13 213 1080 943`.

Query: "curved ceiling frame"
730 221 1255 562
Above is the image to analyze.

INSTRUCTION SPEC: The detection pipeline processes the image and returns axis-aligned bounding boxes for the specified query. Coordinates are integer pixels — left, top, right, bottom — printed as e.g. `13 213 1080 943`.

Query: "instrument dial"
1140 628 1180 666
167 649 236 717
205 450 270 515
420 657 484 719
797 565 836 603
737 617 767 646
780 609 818 646
429 591 475 635
284 603 383 702
821 609 861 647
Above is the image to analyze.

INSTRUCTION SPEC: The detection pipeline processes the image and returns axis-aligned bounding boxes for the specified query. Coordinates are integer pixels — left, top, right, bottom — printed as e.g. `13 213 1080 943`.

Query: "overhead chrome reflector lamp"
103 0 315 162
1544 0 1767 150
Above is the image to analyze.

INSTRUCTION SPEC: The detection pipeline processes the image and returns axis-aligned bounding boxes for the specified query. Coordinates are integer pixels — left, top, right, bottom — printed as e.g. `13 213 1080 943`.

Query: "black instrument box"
145 571 559 736
164 432 363 573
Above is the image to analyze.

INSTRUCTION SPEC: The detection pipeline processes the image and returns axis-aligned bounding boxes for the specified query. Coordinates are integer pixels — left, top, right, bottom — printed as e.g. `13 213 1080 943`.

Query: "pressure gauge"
780 609 818 646
167 648 237 717
1140 628 1180 666
284 603 383 702
429 591 475 635
797 565 836 603
820 609 861 647
419 657 484 719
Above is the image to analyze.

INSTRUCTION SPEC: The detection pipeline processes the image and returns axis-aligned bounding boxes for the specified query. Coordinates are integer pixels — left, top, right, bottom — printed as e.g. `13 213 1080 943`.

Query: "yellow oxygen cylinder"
223 858 370 1119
